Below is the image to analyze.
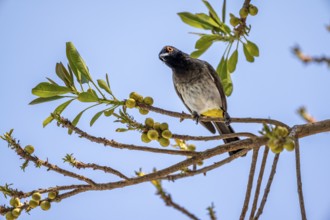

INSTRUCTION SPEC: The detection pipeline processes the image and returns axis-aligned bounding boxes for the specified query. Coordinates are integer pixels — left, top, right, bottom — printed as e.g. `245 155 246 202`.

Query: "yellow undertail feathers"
201 108 224 118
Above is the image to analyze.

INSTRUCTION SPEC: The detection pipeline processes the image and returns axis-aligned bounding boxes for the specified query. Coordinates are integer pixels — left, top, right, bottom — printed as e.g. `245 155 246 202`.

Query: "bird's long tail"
214 122 245 156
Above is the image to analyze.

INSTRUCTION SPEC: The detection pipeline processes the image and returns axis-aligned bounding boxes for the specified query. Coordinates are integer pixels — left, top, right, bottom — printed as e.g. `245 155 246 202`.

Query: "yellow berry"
161 130 172 139
9 197 20 207
125 98 136 108
11 208 21 218
141 133 152 143
32 192 42 201
187 144 196 151
147 130 159 140
239 7 249 18
129 92 143 102
24 145 35 154
29 199 39 208
230 16 240 27
248 5 258 16
48 191 58 200
274 126 289 137
145 118 154 128
139 108 149 115
283 139 295 151
143 96 154 105
271 145 284 154
153 122 160 130
40 201 51 211
159 123 169 131
197 160 203 166
158 137 170 147
5 211 15 220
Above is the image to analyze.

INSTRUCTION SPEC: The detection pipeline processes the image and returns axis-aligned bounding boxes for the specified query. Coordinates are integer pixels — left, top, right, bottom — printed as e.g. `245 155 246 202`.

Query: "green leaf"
87 88 98 98
29 96 65 105
54 99 74 114
66 42 90 84
56 62 73 87
222 0 227 23
32 82 71 98
97 79 112 95
116 128 128 132
195 13 220 28
202 0 221 25
243 43 255 62
178 12 213 30
222 24 231 34
43 99 74 128
105 74 111 90
104 108 115 117
195 35 219 49
77 92 99 102
46 77 59 85
67 65 75 86
216 57 233 96
43 115 54 128
246 40 259 57
191 44 212 58
90 110 104 126
222 77 233 96
68 111 84 135
227 50 238 73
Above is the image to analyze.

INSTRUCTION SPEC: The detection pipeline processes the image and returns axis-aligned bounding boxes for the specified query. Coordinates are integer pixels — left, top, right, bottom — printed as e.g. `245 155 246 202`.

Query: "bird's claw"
224 111 231 126
192 111 200 124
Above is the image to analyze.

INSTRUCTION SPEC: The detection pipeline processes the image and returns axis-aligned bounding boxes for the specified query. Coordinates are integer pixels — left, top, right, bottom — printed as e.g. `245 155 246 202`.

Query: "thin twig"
292 46 330 66
164 148 250 181
137 103 290 128
157 187 200 220
254 154 280 220
249 147 269 219
240 148 259 220
173 132 256 141
6 137 96 186
74 161 130 180
294 138 307 220
56 116 199 157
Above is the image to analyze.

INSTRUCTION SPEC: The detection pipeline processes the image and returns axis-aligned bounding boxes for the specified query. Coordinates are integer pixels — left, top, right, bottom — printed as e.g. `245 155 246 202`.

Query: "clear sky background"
1 0 330 219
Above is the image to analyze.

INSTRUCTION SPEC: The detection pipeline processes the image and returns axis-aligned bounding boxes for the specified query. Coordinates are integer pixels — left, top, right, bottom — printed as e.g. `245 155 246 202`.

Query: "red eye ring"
166 46 174 52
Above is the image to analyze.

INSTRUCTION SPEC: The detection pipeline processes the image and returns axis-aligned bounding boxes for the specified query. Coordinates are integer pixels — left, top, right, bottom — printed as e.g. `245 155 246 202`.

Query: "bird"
159 45 243 156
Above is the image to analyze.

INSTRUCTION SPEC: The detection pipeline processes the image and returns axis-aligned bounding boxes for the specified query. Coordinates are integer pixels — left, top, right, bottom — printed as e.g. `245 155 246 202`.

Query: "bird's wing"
173 76 216 134
204 61 228 111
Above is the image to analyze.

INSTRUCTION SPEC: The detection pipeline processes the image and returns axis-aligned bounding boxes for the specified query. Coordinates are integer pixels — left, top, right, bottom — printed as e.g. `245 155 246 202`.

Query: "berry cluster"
141 118 172 147
262 126 295 154
229 4 258 27
5 191 57 219
125 92 154 115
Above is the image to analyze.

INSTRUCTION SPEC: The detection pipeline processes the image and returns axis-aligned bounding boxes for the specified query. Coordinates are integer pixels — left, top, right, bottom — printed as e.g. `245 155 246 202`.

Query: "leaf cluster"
178 0 259 96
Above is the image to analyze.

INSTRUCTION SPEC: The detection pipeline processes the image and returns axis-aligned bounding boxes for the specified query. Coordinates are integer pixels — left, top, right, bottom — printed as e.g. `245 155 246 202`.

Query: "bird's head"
159 46 189 69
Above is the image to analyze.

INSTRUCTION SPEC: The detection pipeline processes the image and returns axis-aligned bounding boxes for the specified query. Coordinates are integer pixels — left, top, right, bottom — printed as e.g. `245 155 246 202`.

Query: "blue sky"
1 0 330 219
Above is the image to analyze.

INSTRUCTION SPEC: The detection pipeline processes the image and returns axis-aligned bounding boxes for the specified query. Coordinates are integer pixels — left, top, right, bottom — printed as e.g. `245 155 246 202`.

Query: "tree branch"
253 154 280 220
294 138 307 220
137 103 290 128
156 184 200 220
292 46 330 66
240 148 259 220
249 147 269 219
55 116 199 157
6 137 96 186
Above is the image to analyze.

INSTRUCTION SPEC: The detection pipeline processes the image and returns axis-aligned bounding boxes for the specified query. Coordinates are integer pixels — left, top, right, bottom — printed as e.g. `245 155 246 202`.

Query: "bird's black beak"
159 48 169 62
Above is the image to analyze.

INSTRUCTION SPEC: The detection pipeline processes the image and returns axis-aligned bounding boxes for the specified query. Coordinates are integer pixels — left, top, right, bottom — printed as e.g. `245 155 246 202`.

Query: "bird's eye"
166 46 174 53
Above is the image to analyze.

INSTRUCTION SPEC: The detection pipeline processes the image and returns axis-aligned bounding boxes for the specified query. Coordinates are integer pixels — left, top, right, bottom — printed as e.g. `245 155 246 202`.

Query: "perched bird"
159 45 243 156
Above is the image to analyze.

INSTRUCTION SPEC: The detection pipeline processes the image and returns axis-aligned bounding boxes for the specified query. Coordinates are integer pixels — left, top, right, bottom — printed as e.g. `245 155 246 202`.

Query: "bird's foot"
192 111 200 124
224 111 231 126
